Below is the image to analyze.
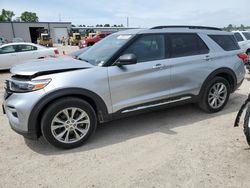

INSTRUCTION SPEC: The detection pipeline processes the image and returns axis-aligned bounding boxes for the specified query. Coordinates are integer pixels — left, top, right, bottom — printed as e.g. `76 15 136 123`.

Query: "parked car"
233 31 250 73
79 32 111 48
0 42 59 70
232 31 250 54
3 26 246 149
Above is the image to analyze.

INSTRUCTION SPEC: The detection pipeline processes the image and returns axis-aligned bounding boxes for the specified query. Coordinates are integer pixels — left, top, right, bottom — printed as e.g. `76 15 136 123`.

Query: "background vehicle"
79 32 111 48
37 29 53 47
3 26 245 149
233 31 250 73
232 31 250 54
0 42 59 70
69 33 81 46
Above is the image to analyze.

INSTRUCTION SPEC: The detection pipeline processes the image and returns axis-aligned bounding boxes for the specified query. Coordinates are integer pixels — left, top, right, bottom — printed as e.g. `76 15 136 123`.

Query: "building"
0 22 71 43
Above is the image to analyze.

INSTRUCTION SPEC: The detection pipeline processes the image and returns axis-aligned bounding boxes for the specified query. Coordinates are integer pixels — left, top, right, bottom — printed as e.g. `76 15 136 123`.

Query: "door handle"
153 64 165 69
203 55 212 61
153 64 171 70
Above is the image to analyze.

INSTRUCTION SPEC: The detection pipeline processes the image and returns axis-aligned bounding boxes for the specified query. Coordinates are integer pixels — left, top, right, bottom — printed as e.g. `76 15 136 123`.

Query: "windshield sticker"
117 35 132 40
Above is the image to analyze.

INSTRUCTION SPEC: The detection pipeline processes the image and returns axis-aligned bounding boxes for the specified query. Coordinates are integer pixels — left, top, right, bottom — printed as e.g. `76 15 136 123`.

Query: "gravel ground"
0 49 250 187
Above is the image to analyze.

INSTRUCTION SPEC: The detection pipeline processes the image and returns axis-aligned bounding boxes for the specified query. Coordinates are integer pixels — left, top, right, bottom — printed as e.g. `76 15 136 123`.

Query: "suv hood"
11 57 93 77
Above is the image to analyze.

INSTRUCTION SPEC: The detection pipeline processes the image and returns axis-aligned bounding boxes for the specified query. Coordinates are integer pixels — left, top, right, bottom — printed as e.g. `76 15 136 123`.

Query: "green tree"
240 24 245 30
20 11 39 22
104 24 110 27
225 24 233 32
0 9 15 21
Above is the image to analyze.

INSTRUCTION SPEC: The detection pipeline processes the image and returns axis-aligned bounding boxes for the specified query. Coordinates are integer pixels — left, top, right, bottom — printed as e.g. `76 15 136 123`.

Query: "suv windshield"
78 34 133 66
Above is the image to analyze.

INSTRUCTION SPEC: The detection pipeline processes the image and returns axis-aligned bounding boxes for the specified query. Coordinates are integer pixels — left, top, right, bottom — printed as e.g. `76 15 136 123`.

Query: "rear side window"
234 33 244 42
168 34 209 58
243 32 250 40
209 35 240 51
17 45 37 52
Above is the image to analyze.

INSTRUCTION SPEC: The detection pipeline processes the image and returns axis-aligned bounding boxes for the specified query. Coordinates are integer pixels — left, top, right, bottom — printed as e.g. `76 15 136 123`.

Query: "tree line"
0 9 39 22
223 24 250 31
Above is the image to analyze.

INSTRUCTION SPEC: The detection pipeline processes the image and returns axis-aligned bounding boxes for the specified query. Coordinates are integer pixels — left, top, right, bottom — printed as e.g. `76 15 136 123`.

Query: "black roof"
151 25 222 31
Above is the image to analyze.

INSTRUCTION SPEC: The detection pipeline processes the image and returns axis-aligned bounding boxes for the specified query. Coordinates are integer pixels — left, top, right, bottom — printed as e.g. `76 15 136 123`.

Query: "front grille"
4 80 13 100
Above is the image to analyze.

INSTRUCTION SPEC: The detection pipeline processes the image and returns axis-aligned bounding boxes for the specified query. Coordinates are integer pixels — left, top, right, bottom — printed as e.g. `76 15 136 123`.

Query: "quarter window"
168 34 209 58
209 35 240 51
17 45 37 52
123 34 165 62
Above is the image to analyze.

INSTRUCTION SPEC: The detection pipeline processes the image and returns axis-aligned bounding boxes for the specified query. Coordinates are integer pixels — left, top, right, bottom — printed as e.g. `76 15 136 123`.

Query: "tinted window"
168 34 209 58
17 45 37 52
209 35 240 51
243 32 250 40
123 34 165 62
234 33 244 42
0 45 17 54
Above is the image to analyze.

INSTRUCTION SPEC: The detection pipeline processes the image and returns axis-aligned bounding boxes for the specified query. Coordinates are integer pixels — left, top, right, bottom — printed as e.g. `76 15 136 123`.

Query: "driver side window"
122 34 165 63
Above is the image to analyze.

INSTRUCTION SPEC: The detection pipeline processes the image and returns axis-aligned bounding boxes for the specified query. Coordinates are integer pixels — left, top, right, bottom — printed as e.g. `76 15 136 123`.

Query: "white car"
0 42 59 70
232 31 250 54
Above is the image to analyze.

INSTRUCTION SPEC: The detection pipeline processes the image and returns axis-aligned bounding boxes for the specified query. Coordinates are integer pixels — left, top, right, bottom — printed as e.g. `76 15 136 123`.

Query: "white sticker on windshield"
117 35 132 40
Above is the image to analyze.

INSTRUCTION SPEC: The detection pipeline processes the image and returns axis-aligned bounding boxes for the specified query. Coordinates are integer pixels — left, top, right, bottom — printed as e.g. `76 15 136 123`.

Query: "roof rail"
151 25 222 31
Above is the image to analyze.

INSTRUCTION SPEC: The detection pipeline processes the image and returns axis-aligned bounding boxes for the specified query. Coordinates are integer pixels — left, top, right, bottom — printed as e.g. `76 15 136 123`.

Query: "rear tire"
244 105 250 146
41 97 97 149
199 77 230 113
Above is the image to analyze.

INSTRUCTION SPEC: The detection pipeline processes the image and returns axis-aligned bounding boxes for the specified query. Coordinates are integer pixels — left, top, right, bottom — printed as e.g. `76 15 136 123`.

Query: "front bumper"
3 89 46 139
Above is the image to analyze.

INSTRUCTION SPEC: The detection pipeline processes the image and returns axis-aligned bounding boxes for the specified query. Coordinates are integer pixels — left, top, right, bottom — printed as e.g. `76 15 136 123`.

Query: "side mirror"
116 54 137 66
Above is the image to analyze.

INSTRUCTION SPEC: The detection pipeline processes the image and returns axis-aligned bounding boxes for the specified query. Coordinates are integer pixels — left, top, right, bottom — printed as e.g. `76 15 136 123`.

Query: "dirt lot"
0 49 250 187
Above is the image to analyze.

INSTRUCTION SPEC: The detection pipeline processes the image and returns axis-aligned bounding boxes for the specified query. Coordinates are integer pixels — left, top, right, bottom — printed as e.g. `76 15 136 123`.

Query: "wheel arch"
28 88 110 138
199 67 237 97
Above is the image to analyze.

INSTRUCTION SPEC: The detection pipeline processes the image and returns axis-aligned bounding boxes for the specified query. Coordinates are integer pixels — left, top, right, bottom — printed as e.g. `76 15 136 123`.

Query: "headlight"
8 79 51 93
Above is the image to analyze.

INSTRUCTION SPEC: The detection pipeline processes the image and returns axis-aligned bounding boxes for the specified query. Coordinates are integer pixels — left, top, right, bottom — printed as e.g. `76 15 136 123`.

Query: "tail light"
54 49 59 55
238 53 248 64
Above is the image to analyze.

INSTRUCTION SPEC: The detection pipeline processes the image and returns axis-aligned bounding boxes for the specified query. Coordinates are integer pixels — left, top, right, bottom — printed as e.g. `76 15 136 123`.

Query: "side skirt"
104 95 198 122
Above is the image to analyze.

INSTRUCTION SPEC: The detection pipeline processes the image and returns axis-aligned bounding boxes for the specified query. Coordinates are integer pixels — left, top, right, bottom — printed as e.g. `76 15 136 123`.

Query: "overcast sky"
1 0 250 27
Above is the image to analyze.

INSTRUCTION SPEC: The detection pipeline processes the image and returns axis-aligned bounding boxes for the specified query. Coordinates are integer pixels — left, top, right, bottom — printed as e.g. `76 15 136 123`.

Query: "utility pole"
59 13 61 22
127 16 129 28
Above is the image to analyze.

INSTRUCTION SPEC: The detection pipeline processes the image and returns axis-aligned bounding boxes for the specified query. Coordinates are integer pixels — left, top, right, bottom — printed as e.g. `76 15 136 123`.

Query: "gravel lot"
0 48 250 187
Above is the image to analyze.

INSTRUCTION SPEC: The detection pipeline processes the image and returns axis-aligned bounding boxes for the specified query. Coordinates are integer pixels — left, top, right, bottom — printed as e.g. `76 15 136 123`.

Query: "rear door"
0 45 19 69
108 34 172 113
167 33 210 97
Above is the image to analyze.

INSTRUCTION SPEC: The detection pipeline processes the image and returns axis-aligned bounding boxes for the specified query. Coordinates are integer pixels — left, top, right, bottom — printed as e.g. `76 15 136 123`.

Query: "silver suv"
3 26 246 149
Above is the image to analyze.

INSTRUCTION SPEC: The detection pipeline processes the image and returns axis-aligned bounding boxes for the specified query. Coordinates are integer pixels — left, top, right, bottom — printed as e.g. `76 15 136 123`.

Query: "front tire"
199 77 230 113
41 97 97 149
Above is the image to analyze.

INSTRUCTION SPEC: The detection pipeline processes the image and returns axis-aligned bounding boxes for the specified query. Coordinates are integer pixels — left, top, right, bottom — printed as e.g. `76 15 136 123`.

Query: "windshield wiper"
78 57 89 62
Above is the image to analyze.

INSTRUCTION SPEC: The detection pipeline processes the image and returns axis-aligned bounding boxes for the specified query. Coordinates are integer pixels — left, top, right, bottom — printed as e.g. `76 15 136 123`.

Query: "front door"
108 34 172 113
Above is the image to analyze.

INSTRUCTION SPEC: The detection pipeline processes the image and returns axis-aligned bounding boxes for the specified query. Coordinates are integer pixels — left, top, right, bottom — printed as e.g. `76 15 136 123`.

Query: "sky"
1 0 250 28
